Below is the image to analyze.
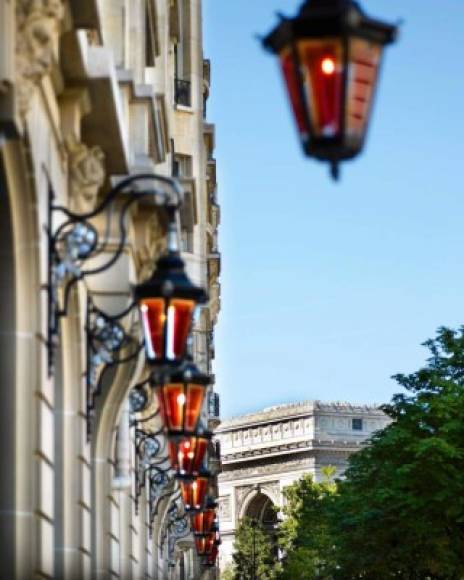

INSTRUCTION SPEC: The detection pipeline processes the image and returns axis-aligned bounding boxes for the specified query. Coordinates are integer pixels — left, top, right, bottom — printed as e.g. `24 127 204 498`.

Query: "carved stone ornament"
218 495 232 521
16 0 64 117
65 136 106 213
136 213 166 280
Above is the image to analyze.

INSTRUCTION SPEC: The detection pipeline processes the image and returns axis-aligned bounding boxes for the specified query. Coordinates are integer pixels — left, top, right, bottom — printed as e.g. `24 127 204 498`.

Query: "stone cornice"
218 400 386 432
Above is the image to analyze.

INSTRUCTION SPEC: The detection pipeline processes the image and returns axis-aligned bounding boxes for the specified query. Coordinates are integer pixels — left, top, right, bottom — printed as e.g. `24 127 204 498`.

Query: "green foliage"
220 564 236 580
277 327 464 579
232 516 278 579
279 468 338 579
331 327 464 579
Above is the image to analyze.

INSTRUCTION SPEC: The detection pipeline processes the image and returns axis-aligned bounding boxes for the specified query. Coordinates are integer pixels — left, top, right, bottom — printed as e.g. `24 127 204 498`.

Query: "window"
172 154 192 178
174 0 192 106
352 418 363 431
150 95 169 162
145 0 160 66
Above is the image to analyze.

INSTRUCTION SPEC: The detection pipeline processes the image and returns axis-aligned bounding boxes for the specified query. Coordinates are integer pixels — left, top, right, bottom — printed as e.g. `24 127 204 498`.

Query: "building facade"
216 401 390 571
0 0 220 578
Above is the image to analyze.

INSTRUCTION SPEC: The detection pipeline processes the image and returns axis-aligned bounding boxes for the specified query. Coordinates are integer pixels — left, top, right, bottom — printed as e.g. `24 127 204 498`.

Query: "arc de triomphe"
215 400 390 570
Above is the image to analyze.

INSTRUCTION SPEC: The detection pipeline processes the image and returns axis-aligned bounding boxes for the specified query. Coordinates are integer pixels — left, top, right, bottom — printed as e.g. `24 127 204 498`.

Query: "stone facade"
0 1 219 578
216 401 390 571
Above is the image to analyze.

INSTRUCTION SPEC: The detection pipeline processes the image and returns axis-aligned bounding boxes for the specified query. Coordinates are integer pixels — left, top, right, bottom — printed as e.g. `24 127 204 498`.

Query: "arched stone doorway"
244 491 278 533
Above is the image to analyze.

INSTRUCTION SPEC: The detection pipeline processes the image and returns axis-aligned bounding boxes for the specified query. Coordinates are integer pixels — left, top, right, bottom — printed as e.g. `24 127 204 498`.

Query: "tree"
276 327 464 579
278 467 338 580
330 327 464 578
232 516 278 579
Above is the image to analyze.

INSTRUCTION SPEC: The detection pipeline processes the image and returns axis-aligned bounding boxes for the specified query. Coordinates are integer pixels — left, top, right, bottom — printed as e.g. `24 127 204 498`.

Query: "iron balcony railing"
174 78 191 107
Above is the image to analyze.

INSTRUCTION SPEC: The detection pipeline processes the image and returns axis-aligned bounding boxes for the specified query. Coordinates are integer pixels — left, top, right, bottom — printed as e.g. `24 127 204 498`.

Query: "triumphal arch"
215 400 390 569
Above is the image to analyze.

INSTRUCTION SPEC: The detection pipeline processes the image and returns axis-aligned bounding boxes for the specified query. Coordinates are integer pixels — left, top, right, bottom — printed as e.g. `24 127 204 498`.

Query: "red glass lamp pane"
191 509 216 536
166 299 195 360
346 38 381 141
298 39 344 138
168 435 209 476
206 545 218 566
185 383 206 432
180 476 209 511
279 48 308 139
140 298 165 360
156 383 184 431
195 536 207 555
156 382 206 435
204 533 216 555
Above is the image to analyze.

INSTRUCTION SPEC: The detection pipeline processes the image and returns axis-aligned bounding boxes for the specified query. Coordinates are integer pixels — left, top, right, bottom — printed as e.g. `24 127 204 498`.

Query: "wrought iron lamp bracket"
46 173 183 377
86 298 144 438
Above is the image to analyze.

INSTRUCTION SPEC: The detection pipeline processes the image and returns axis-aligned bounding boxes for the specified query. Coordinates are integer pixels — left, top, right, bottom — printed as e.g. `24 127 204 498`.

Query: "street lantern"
168 431 212 477
180 470 210 512
195 524 220 556
152 362 211 438
191 499 217 536
134 251 207 364
263 0 397 179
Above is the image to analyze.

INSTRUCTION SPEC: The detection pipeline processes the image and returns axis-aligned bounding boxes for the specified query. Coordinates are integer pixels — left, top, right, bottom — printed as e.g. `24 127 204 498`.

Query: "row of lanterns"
134 240 221 567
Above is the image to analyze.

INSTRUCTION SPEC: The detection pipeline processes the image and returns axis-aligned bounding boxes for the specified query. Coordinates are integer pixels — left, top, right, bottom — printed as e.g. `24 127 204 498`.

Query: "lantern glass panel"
139 297 195 362
297 38 344 139
192 509 216 536
279 47 308 139
206 545 218 566
167 298 195 359
195 536 207 555
180 477 208 511
156 382 206 434
140 298 165 360
168 435 208 476
345 37 382 142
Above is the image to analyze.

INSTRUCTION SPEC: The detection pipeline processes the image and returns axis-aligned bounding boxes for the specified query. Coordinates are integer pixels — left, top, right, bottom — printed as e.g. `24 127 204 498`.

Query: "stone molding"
221 437 367 463
218 400 387 431
16 0 64 117
219 456 314 482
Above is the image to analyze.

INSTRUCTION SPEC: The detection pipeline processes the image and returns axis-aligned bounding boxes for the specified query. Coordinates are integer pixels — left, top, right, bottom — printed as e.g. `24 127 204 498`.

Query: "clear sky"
203 0 464 418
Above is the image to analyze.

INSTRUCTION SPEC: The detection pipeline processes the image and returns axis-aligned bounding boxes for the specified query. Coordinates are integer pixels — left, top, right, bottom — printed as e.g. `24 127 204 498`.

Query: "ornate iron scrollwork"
86 299 144 437
45 173 182 376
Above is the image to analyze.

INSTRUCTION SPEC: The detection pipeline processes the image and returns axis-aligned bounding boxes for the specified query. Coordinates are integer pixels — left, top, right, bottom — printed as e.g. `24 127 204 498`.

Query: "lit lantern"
134 251 207 364
191 500 217 536
180 471 210 512
263 0 397 179
153 362 210 438
195 526 218 556
168 431 212 477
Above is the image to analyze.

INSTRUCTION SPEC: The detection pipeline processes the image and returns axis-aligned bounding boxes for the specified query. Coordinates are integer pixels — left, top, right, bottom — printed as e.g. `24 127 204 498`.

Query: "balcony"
174 78 191 107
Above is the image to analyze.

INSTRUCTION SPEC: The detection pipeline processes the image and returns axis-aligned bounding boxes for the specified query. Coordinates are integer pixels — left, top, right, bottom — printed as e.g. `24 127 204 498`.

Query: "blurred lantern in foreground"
153 362 210 438
135 251 207 364
263 0 397 179
180 471 210 511
168 431 212 477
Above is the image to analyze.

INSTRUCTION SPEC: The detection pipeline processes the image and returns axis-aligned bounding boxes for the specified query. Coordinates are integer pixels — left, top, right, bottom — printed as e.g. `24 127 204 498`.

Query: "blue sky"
203 0 464 418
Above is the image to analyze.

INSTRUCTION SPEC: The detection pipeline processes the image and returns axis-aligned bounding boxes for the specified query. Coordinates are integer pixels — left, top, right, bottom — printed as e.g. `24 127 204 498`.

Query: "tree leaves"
278 327 464 579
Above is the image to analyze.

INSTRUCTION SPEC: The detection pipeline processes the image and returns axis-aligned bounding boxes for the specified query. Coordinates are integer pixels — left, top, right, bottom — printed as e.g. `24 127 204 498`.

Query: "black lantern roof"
264 0 397 53
134 250 208 303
